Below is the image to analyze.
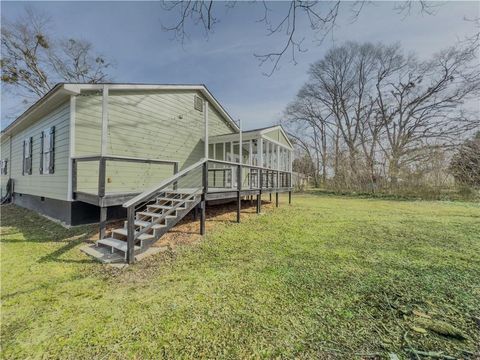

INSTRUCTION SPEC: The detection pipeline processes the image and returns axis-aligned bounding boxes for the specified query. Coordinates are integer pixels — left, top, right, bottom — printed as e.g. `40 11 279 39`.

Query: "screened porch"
207 127 293 191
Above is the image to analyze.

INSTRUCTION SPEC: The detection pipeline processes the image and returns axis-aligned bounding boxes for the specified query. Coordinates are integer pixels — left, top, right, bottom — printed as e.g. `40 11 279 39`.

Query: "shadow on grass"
1 204 98 264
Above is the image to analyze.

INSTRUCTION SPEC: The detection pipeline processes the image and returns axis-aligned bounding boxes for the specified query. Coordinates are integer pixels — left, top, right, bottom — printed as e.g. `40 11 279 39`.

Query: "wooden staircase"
96 189 201 261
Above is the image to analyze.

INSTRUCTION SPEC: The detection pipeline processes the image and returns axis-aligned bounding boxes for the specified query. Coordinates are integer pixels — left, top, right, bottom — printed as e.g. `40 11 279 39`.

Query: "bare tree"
301 42 382 185
375 41 480 185
450 132 480 187
283 40 480 192
160 1 437 76
50 39 111 84
283 93 332 185
1 7 113 103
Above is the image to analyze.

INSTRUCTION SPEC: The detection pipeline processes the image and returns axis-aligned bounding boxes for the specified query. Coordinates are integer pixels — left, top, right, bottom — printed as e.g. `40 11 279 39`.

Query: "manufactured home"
1 83 293 263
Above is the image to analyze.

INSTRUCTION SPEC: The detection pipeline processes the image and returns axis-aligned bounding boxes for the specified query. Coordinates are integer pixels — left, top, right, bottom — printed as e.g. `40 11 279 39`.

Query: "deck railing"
77 157 293 264
72 155 179 200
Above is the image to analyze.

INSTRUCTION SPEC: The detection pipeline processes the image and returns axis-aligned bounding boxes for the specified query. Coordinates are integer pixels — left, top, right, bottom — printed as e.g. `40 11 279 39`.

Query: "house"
0 83 293 263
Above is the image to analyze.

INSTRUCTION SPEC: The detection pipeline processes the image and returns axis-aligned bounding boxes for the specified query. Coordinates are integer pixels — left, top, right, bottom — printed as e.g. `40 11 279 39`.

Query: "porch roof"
209 125 293 150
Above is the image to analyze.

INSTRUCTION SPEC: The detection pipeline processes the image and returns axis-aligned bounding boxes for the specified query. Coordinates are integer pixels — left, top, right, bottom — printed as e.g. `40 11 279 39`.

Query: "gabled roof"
1 83 240 136
209 125 294 149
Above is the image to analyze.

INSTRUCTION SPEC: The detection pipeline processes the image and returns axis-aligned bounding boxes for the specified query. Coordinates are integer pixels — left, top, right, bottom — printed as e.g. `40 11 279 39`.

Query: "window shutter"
49 126 55 173
28 137 33 175
5 160 8 175
40 131 44 174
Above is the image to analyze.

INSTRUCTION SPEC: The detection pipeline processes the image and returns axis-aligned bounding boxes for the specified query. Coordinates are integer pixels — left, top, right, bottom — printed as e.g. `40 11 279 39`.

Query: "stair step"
137 211 163 218
138 211 177 219
135 220 151 227
156 197 193 202
124 220 167 230
147 204 178 210
97 238 140 253
111 228 154 241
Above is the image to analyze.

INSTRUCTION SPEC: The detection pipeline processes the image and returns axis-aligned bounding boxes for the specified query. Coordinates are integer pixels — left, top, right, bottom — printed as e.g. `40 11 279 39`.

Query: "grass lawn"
1 194 479 359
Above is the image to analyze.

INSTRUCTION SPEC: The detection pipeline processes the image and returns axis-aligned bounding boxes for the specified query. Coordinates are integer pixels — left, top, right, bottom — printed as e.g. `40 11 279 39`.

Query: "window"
0 159 7 175
194 95 203 112
40 127 55 174
23 137 33 175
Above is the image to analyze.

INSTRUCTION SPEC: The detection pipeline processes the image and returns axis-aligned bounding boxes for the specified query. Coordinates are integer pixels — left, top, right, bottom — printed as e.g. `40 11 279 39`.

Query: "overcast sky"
1 1 479 130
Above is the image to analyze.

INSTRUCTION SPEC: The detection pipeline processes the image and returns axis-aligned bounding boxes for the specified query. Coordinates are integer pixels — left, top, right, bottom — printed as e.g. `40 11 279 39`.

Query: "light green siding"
6 101 70 200
74 92 102 193
74 89 236 194
1 136 12 198
75 92 102 156
263 128 291 148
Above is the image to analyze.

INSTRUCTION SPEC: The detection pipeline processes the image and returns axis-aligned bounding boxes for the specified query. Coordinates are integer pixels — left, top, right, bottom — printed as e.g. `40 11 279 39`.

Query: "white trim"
209 128 293 150
2 83 240 137
63 83 239 133
259 135 291 151
249 139 253 166
259 137 263 168
238 119 242 164
204 101 209 159
259 125 294 149
67 95 76 201
101 85 109 156
277 145 280 170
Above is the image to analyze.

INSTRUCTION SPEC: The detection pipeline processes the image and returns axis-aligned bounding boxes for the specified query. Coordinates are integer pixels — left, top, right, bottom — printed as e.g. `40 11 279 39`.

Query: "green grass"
1 195 479 359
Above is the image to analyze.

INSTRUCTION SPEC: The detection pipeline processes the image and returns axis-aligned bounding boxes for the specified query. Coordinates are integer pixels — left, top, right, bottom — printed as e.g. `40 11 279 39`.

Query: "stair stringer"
139 195 202 249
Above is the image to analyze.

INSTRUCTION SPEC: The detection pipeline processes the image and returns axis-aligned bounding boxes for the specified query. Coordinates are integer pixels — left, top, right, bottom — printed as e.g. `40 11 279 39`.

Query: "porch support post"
126 206 135 264
200 197 205 235
204 100 209 159
249 139 252 165
200 161 207 235
173 162 178 190
98 85 108 240
257 169 262 214
99 207 107 240
101 85 109 156
259 137 263 168
237 119 242 223
237 164 241 223
97 157 107 240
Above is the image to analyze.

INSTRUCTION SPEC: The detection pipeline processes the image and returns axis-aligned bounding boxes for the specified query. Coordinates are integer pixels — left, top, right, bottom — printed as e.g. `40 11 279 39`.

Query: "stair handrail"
123 158 207 209
135 188 202 238
124 158 207 264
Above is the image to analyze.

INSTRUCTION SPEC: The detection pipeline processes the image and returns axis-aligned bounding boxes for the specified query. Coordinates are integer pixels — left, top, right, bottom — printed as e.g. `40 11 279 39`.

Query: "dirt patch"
152 199 275 249
87 199 276 250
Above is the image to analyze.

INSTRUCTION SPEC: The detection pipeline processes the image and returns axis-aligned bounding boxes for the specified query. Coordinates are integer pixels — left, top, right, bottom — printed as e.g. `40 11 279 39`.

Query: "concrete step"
97 237 140 253
111 228 154 241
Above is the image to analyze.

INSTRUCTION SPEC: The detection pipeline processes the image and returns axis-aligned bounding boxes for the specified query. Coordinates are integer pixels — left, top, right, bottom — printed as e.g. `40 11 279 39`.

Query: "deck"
75 187 293 207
